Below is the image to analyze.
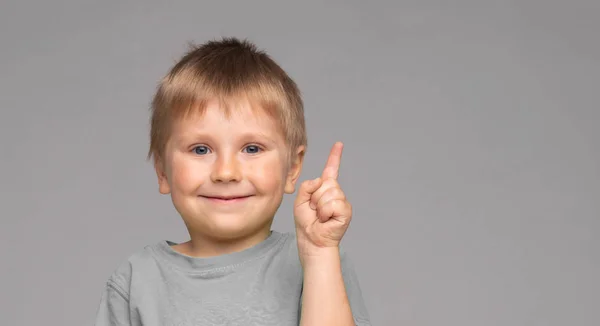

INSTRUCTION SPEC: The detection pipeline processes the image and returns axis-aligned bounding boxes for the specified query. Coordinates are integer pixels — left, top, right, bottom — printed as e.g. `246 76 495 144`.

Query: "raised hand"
294 142 352 255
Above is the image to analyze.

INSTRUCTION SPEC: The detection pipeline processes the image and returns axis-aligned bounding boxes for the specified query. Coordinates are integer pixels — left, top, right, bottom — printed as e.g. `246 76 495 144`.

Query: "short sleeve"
340 249 372 326
94 280 132 326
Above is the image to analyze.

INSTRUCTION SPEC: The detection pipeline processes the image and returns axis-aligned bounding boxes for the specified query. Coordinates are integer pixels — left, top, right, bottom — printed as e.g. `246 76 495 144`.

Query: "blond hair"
147 37 307 164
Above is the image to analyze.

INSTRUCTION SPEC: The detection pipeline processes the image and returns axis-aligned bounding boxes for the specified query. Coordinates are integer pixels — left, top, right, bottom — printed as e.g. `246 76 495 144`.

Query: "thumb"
294 177 322 207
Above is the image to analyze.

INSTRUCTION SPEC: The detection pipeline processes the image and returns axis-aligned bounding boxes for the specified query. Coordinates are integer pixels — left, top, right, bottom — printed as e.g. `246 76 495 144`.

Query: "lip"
199 195 253 204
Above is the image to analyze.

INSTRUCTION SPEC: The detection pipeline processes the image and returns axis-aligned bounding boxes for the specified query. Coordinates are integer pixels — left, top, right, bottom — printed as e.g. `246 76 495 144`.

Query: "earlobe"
284 178 297 194
284 146 305 194
154 158 171 194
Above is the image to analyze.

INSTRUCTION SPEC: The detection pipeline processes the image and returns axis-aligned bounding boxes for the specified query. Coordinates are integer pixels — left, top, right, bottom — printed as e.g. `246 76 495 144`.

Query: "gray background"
1 1 598 325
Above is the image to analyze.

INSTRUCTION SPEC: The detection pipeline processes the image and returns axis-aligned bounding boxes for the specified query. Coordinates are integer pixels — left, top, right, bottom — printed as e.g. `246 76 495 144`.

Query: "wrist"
299 245 341 268
298 245 353 326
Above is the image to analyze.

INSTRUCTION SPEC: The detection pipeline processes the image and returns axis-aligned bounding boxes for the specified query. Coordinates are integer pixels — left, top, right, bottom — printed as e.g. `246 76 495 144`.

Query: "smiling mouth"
199 195 253 203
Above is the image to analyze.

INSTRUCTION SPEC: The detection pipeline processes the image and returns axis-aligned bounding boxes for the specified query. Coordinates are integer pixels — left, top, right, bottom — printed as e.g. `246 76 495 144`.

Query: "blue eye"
193 145 210 155
244 145 261 154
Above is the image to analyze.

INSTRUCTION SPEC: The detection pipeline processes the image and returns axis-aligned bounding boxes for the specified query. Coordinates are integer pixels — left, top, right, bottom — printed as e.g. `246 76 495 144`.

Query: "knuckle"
322 184 343 197
334 188 346 199
321 200 333 212
300 180 312 189
324 178 339 188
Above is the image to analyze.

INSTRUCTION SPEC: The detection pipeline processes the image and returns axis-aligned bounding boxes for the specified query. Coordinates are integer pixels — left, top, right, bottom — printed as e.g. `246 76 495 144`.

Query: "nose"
210 152 242 183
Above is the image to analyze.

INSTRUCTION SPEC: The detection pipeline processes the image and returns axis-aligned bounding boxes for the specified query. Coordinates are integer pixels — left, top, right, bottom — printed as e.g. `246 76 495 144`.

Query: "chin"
174 198 276 239
189 215 272 241
211 223 260 239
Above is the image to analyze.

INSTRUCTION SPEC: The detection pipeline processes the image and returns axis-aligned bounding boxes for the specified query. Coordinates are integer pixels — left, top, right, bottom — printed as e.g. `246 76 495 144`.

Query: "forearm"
300 248 355 326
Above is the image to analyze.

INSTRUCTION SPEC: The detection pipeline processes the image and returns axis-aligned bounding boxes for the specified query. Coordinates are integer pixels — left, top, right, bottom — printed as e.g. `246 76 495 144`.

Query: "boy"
94 37 371 326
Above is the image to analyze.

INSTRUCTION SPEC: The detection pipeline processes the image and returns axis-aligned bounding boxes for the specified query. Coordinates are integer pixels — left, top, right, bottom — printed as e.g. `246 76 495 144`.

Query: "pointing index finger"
322 142 343 180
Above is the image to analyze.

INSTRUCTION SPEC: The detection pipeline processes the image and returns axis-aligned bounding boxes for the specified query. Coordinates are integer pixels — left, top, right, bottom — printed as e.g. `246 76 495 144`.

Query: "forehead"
171 98 284 140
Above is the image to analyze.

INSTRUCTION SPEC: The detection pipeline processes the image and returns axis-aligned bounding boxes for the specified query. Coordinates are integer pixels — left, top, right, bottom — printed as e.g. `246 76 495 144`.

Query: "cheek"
170 156 208 191
248 157 287 192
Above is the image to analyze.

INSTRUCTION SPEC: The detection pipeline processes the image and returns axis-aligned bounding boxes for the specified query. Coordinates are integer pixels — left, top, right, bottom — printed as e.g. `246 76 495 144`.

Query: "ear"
154 156 171 194
284 145 305 194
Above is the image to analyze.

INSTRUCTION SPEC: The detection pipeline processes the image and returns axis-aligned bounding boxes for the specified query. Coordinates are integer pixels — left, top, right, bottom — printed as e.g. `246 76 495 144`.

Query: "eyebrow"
239 131 277 141
175 131 279 145
235 132 283 147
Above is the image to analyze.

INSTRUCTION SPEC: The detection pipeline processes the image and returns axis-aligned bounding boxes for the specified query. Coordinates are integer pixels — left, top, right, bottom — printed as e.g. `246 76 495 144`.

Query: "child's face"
155 99 304 241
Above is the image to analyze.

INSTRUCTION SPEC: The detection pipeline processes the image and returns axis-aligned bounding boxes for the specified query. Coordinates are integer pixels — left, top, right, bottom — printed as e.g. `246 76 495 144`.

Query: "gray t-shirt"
94 230 371 325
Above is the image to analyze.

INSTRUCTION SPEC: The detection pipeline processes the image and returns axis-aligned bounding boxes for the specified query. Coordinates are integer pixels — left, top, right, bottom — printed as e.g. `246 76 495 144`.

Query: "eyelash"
242 144 262 154
191 144 264 155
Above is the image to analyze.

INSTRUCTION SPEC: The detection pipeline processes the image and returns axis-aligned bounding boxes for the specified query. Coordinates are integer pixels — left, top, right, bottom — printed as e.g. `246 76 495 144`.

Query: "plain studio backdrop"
1 1 598 325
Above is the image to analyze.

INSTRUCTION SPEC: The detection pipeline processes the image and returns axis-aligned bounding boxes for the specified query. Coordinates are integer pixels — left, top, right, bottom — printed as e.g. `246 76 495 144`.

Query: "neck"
174 226 273 258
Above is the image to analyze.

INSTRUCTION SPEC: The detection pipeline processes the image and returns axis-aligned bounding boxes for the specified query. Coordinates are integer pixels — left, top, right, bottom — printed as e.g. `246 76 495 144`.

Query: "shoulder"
102 241 165 296
269 230 303 266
